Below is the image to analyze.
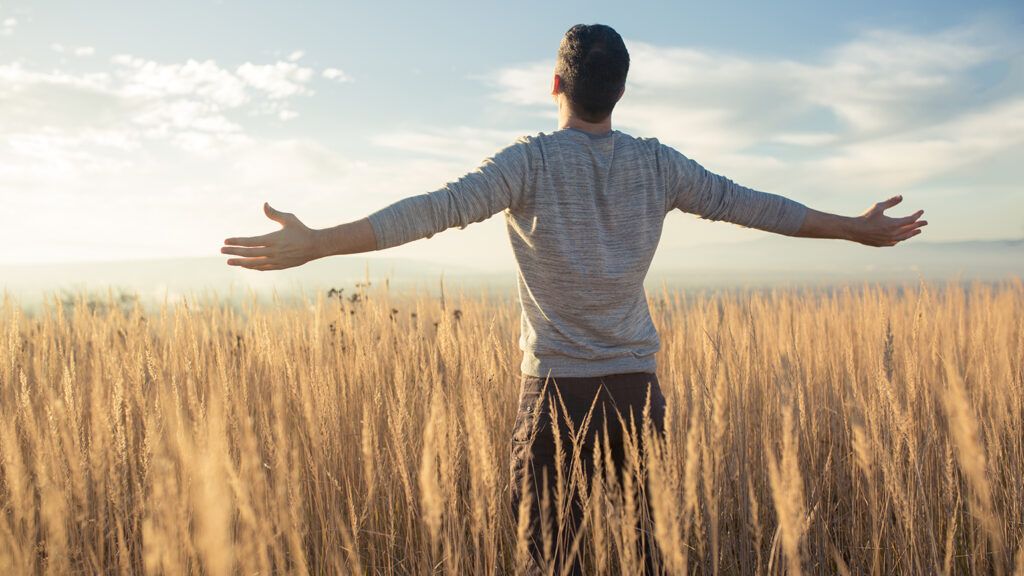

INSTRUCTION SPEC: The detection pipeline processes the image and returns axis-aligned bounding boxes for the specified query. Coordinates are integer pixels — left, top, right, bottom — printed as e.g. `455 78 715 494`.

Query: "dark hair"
555 24 629 122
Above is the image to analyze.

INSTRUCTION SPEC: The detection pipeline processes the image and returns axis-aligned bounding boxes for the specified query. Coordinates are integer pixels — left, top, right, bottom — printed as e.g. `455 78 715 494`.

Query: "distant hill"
2 239 1021 310
647 237 1024 287
0 255 511 311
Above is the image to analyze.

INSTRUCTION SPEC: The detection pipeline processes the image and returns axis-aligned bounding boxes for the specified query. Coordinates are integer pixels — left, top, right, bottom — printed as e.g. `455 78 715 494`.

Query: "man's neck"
558 107 613 135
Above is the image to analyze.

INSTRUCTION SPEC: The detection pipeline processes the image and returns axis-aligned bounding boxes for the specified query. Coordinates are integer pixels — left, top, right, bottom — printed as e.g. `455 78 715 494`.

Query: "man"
222 23 927 575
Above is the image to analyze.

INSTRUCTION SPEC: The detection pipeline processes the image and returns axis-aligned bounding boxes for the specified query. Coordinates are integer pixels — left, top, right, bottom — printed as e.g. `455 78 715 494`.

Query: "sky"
1 0 1022 271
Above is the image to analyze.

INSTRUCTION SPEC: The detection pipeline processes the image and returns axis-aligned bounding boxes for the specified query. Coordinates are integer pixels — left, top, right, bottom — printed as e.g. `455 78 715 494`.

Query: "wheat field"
1 279 1022 575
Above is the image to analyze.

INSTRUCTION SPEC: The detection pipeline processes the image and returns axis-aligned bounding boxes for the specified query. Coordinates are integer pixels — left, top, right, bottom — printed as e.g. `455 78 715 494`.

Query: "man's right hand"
849 195 928 247
221 203 323 271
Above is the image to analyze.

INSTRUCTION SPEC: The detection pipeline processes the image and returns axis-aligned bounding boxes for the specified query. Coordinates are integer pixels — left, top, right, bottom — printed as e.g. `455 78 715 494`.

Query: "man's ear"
551 73 561 96
617 84 625 101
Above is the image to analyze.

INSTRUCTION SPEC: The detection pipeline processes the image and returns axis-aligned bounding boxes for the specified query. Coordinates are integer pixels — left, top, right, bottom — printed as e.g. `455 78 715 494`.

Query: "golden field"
1 279 1022 575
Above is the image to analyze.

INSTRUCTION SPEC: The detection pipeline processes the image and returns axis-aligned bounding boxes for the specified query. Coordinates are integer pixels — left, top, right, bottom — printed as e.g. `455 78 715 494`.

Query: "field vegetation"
1 279 1022 575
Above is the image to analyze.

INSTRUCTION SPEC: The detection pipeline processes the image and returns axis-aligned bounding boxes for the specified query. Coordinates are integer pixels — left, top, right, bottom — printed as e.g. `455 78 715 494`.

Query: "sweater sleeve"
660 142 807 235
366 137 530 250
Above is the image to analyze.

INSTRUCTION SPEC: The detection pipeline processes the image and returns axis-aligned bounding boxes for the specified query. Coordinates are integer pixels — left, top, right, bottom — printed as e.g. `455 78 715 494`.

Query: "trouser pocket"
510 376 546 492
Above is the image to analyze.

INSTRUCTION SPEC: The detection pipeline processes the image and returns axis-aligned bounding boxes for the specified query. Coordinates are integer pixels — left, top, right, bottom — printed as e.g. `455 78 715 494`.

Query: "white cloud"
811 98 1024 188
789 28 993 134
114 56 251 108
2 17 16 36
0 51 434 265
236 61 314 99
0 133 372 264
322 67 352 83
51 44 96 56
0 50 347 176
371 127 523 162
287 50 304 62
3 128 136 178
0 61 111 94
490 60 552 107
0 52 334 177
486 23 1023 194
4 21 1020 268
133 99 243 137
771 133 839 146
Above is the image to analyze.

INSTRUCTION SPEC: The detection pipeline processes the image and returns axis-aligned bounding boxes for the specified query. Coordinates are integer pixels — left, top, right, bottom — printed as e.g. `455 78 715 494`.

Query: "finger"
893 209 924 225
893 228 923 243
876 194 903 212
221 246 272 257
226 257 270 268
254 263 283 271
264 202 296 226
896 220 928 233
224 233 275 247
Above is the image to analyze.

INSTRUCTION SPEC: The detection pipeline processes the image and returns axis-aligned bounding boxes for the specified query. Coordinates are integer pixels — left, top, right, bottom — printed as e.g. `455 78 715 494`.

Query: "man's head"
553 24 629 123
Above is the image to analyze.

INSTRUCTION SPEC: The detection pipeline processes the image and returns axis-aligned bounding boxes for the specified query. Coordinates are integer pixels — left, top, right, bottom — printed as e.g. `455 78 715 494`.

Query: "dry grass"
1 278 1022 575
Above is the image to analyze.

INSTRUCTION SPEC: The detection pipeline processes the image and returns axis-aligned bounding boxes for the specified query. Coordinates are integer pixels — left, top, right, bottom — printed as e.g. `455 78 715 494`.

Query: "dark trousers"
508 372 667 575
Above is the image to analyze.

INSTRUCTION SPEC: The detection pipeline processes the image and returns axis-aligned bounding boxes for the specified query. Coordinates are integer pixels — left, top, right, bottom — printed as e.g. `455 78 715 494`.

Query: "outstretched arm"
222 137 530 271
663 143 927 246
221 203 376 271
793 195 927 247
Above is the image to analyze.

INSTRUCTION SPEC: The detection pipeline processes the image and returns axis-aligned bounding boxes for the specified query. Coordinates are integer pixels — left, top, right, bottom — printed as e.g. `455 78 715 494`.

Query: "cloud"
236 61 314 99
0 52 453 265
5 20 1021 268
112 55 251 107
287 50 304 62
491 60 552 107
485 22 1023 194
0 52 344 168
789 27 993 134
371 127 523 162
770 133 839 147
52 44 95 57
0 50 362 264
0 133 370 263
812 98 1024 188
0 55 368 263
322 67 352 83
132 99 244 137
2 128 137 180
1 17 15 36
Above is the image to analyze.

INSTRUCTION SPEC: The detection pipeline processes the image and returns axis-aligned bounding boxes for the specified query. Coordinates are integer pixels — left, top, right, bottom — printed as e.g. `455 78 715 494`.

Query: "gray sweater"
367 127 808 378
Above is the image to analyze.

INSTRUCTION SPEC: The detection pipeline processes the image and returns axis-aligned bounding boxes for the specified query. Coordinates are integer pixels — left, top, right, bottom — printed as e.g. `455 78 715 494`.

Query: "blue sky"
1 0 1022 269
